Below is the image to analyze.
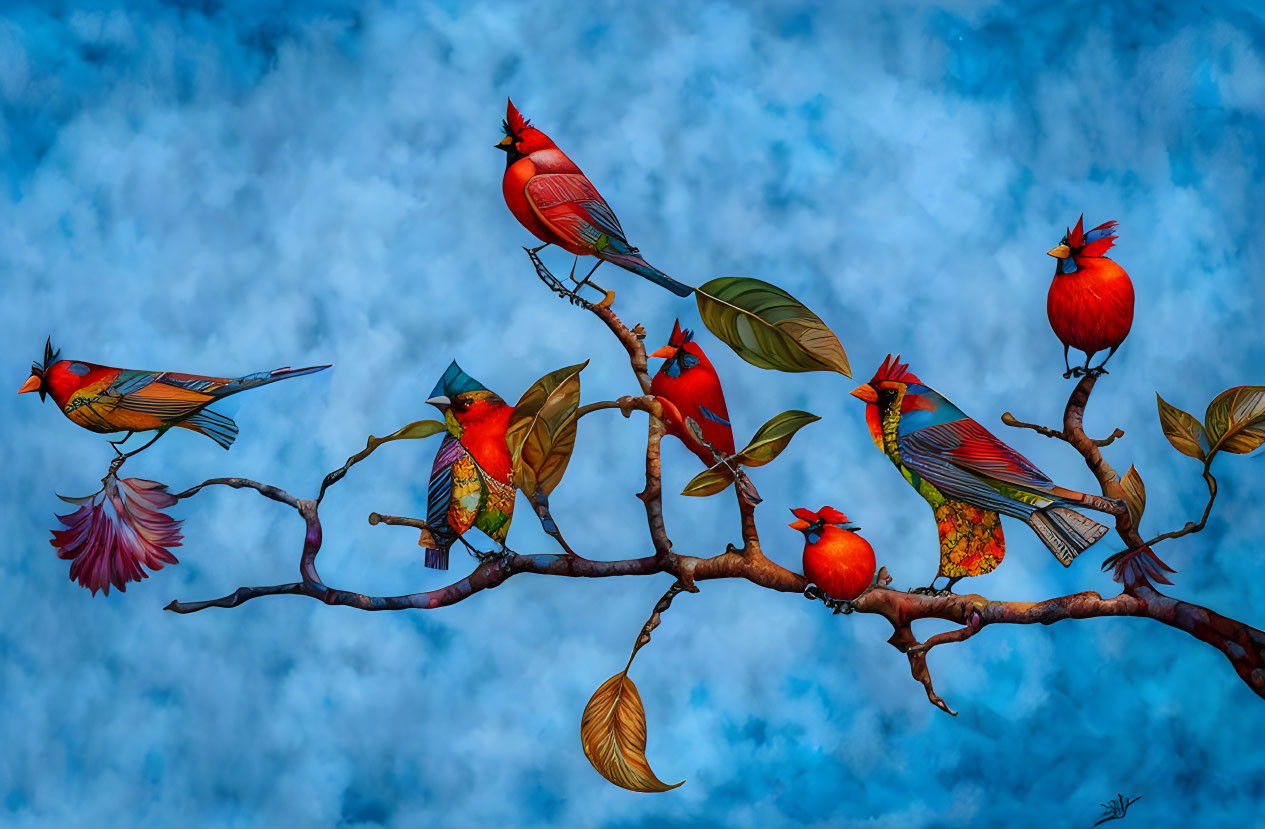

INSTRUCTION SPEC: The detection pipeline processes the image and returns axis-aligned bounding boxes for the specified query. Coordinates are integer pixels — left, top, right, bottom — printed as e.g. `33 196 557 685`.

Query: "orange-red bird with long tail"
497 99 693 297
1046 215 1134 377
790 507 876 602
19 339 329 453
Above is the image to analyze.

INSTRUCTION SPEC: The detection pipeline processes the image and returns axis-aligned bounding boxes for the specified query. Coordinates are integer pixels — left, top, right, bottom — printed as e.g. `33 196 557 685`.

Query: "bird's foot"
908 585 953 597
472 545 516 566
1064 366 1086 379
1085 365 1109 378
803 584 856 614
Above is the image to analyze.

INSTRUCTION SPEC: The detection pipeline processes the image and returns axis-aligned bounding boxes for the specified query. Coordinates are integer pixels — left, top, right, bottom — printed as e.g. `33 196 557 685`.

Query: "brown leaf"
1120 465 1146 527
507 362 587 497
1156 393 1206 460
580 672 683 793
1203 385 1265 457
695 277 850 376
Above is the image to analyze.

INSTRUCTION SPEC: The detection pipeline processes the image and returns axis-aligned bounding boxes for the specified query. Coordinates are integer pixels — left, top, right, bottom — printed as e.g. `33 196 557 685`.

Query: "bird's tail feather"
416 526 450 570
219 364 332 395
423 546 449 570
180 408 238 449
600 251 694 297
1027 505 1109 566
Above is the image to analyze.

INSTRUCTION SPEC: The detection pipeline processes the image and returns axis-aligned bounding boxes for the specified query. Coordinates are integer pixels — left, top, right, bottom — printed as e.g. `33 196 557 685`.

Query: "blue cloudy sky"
3 1 1265 826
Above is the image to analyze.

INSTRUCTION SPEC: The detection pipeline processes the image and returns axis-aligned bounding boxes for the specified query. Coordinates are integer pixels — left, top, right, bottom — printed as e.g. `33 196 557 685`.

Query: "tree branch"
162 256 1264 723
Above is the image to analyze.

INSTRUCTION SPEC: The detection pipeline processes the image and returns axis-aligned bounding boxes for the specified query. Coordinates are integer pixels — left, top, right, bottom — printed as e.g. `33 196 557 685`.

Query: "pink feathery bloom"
50 474 183 595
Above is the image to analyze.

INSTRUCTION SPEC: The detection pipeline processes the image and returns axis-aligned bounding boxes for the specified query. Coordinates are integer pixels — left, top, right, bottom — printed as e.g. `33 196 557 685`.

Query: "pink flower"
51 474 183 595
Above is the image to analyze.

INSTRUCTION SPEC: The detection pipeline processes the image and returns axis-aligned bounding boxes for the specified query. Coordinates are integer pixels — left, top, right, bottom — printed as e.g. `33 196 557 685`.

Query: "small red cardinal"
649 320 736 466
497 99 693 297
650 320 760 503
790 507 876 602
1046 215 1134 377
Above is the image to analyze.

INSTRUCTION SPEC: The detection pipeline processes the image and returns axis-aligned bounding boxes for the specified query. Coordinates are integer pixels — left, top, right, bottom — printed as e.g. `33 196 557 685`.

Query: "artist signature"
1093 793 1141 825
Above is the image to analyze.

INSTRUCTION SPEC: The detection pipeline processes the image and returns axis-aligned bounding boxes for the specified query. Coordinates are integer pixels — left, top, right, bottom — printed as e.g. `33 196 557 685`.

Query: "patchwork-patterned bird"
851 355 1116 592
419 361 516 570
497 98 693 298
790 507 876 605
648 320 759 503
19 339 329 453
1046 215 1134 377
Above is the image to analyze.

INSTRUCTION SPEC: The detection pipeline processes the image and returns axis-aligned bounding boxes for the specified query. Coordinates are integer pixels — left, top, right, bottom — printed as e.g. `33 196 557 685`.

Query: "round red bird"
789 507 876 603
1045 215 1135 378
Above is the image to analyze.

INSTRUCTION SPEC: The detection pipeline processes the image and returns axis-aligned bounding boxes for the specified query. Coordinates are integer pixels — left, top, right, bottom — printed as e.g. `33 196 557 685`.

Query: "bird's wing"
109 370 222 422
427 435 475 539
898 418 1055 515
525 173 629 251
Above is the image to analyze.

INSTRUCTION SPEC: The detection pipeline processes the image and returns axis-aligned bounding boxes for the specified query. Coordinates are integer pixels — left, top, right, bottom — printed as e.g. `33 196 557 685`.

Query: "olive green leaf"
1120 465 1146 527
1203 385 1265 457
580 671 683 793
507 361 587 497
695 277 851 376
681 466 735 497
343 418 447 467
1156 393 1206 460
736 410 820 467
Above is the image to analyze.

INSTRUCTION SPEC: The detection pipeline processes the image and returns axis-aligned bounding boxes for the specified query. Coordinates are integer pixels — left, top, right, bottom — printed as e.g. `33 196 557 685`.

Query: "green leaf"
1203 385 1265 457
736 410 820 467
1156 393 1206 460
695 277 851 376
506 362 587 497
580 672 683 793
360 419 446 456
680 466 735 498
1121 465 1146 527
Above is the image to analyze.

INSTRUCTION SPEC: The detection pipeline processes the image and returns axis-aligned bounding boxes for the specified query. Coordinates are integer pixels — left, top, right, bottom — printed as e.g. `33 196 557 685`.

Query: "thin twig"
174 477 299 509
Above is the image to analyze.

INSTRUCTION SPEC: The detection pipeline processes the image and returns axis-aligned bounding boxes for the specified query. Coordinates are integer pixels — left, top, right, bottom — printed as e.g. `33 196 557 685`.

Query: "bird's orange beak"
849 384 877 403
495 136 514 151
788 519 811 531
649 345 675 359
1046 245 1071 259
18 376 40 395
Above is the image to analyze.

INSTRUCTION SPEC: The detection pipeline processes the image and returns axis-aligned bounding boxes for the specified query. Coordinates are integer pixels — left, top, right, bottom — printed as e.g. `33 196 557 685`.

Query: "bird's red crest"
868 354 922 388
1065 214 1119 258
790 507 819 523
504 98 531 137
668 319 694 348
816 506 850 524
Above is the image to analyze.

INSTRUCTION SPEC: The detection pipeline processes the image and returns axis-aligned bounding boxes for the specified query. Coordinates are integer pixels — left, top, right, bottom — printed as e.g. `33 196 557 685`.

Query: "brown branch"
174 477 299 509
162 254 1265 723
1137 464 1219 548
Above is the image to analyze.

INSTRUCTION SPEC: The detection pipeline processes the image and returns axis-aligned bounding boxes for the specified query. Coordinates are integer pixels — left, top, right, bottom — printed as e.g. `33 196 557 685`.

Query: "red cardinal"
497 99 693 297
649 320 735 467
650 320 760 503
1046 215 1134 377
790 507 876 603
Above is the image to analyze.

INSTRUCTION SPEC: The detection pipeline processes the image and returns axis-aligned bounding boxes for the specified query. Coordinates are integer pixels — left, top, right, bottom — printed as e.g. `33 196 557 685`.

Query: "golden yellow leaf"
507 362 587 497
580 672 683 793
1120 465 1146 527
1156 393 1206 460
1203 385 1265 457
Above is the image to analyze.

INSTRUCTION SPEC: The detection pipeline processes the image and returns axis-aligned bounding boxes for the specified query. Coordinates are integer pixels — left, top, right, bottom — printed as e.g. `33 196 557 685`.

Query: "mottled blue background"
3 2 1264 826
